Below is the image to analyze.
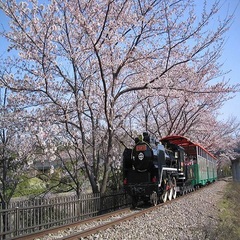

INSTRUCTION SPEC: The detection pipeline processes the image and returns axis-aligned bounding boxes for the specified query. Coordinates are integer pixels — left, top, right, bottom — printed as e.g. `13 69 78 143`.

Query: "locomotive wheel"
151 192 158 206
161 191 168 203
168 187 173 201
172 177 177 199
172 188 177 199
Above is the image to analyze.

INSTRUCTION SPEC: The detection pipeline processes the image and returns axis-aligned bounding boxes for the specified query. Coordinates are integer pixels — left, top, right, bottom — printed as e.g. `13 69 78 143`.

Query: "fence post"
77 198 81 221
99 193 103 215
15 207 19 237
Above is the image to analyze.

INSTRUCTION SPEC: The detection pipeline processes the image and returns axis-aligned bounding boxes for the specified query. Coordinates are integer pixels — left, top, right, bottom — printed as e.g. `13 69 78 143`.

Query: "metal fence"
0 191 131 240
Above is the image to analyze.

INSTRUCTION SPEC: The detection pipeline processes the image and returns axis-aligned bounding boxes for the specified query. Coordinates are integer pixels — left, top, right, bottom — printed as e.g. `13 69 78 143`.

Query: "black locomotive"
123 132 194 208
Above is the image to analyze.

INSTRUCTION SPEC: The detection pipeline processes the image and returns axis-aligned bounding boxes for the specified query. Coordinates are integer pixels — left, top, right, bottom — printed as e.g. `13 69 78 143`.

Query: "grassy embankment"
216 181 240 240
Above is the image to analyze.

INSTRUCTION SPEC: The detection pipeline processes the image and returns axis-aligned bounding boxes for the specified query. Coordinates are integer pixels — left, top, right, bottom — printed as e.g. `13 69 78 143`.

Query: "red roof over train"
160 135 217 160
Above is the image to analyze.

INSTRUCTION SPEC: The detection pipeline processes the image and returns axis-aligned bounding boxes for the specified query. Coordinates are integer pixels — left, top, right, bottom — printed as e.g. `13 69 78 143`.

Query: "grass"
14 177 46 197
215 181 240 240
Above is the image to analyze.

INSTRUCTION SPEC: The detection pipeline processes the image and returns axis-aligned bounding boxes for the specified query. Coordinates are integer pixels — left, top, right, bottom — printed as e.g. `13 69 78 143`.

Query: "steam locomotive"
123 132 217 208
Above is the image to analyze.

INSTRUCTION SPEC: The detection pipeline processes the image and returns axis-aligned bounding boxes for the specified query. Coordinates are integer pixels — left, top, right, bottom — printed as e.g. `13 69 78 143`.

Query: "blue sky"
0 0 240 122
215 0 240 121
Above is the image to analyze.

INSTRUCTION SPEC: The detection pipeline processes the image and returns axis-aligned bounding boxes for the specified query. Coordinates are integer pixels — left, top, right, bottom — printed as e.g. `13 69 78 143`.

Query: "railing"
0 191 131 240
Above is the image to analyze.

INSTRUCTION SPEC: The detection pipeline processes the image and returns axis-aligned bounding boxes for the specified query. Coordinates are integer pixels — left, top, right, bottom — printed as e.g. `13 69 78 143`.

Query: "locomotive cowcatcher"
123 132 194 208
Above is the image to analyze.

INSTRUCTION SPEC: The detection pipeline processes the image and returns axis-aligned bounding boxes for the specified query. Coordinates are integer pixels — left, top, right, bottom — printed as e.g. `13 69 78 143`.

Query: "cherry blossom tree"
121 58 236 138
0 0 237 193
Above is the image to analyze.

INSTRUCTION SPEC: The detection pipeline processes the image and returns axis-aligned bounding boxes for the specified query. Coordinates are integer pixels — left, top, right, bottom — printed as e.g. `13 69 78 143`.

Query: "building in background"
232 159 240 182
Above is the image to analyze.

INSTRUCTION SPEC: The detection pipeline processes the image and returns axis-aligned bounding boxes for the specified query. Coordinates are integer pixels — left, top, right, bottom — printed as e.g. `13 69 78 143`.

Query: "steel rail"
60 206 160 240
13 207 131 240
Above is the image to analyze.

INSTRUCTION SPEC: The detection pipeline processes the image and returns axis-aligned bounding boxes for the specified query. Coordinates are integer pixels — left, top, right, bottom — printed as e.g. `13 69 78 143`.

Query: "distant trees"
0 0 239 194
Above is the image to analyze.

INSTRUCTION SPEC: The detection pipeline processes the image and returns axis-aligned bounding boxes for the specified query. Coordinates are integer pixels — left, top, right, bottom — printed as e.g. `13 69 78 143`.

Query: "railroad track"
17 183 213 240
60 207 152 240
15 208 132 240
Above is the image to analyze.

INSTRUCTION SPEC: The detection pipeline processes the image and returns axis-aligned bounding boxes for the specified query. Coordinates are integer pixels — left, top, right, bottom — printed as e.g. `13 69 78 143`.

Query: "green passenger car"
192 145 217 186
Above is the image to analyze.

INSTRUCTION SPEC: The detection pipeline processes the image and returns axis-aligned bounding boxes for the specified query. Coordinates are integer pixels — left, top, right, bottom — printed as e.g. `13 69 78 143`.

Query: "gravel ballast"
84 180 227 240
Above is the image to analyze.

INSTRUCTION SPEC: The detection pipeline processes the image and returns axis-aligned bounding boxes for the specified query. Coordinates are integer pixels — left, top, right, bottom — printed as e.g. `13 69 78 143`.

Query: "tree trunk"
100 129 113 194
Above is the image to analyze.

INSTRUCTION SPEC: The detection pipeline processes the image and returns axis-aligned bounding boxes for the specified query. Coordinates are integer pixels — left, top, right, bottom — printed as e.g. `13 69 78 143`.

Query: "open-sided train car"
123 133 217 208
